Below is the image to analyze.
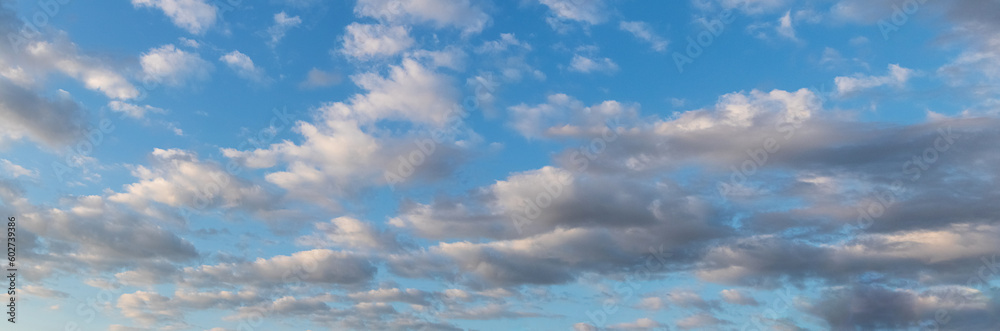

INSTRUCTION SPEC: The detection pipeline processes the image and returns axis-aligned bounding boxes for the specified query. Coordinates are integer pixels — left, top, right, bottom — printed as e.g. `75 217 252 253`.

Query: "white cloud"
221 58 468 200
507 93 637 139
25 41 139 99
569 54 619 74
539 0 607 25
108 148 274 213
341 23 414 59
296 216 402 251
777 10 797 41
266 12 302 47
117 290 263 326
619 21 668 52
409 46 467 70
346 58 460 125
108 101 165 119
354 0 490 35
140 44 213 87
182 249 377 286
835 63 915 95
132 0 217 34
220 50 269 84
0 159 38 178
654 88 816 132
131 0 218 34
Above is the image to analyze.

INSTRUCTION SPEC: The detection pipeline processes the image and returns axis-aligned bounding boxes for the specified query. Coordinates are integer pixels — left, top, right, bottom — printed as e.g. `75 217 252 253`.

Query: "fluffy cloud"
804 285 999 330
118 290 263 326
507 93 637 138
23 41 139 99
835 63 915 95
266 11 301 47
107 148 280 221
569 54 619 74
140 44 213 87
0 192 198 281
341 23 415 59
296 217 404 251
0 159 37 178
131 0 218 34
220 57 470 201
220 50 269 84
346 58 461 125
181 249 377 287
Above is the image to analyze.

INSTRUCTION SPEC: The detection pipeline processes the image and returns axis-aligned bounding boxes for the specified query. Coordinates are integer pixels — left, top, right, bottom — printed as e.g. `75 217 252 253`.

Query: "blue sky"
1 0 999 330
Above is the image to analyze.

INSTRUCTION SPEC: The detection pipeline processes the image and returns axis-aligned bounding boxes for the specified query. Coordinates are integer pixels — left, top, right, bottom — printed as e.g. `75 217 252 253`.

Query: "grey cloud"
0 78 84 148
